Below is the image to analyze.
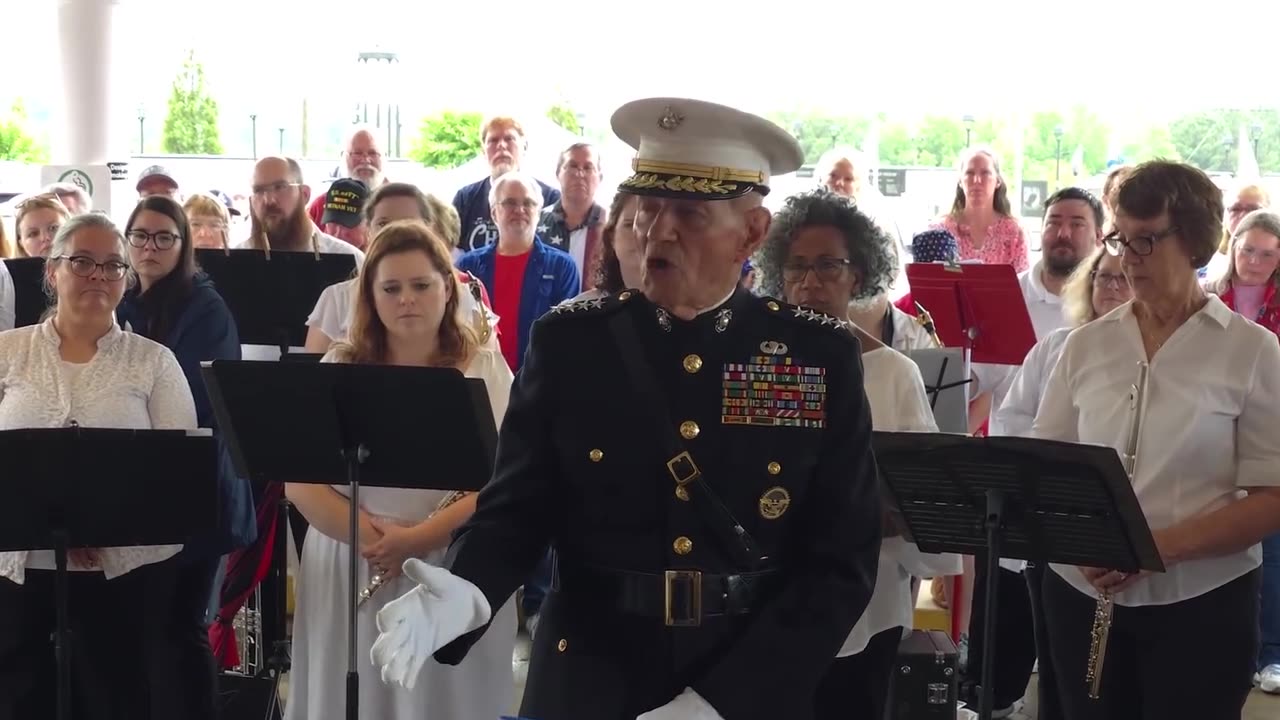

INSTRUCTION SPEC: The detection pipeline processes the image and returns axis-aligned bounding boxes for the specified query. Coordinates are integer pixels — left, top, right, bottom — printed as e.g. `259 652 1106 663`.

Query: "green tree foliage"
1168 109 1280 174
547 103 581 135
0 100 49 163
161 50 223 155
1121 125 1180 166
1018 108 1109 188
768 111 871 164
408 111 483 169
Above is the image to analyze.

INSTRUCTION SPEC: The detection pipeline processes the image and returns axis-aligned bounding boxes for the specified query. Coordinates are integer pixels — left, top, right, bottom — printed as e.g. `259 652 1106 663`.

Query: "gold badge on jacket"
759 486 791 520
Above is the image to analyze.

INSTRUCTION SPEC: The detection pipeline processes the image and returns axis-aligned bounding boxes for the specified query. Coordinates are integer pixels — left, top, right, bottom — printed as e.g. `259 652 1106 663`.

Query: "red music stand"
904 263 1037 366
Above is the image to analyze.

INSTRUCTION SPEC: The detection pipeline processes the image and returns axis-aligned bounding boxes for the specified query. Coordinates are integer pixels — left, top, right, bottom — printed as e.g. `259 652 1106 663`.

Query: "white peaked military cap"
611 97 804 201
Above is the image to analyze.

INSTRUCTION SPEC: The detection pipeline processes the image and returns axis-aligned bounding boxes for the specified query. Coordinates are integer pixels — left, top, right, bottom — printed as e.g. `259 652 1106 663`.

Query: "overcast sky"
5 0 1280 152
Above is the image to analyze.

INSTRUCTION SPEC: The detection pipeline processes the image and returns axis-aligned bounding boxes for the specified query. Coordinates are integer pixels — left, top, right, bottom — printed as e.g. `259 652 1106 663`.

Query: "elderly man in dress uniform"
370 98 883 720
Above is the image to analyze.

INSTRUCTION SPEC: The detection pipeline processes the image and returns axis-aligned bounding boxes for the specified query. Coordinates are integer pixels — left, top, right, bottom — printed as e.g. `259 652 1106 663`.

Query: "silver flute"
356 490 471 608
1086 360 1148 699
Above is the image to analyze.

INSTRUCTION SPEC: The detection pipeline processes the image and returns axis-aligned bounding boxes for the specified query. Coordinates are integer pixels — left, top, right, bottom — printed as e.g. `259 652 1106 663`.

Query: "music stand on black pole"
196 248 357 358
198 246 357 701
0 428 218 720
202 360 497 720
872 431 1165 720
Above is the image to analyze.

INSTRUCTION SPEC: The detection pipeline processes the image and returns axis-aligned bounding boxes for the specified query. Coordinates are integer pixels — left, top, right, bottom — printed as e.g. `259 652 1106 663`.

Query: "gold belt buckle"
666 451 701 486
664 569 703 627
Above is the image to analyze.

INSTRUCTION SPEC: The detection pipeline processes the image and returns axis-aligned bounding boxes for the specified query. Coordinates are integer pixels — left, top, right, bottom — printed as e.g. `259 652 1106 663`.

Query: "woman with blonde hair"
285 220 516 720
13 193 71 258
932 147 1029 272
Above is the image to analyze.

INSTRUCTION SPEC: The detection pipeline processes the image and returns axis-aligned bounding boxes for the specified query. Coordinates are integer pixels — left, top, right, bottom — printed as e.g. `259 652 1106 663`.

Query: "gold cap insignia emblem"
658 106 684 131
759 486 791 520
760 340 788 356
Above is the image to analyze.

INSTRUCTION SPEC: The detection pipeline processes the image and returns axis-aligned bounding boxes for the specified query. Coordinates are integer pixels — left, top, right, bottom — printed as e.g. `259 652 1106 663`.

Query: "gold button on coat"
673 536 693 555
683 354 703 373
589 449 604 462
767 301 780 311
679 421 700 440
675 486 690 502
557 639 568 652
767 461 781 475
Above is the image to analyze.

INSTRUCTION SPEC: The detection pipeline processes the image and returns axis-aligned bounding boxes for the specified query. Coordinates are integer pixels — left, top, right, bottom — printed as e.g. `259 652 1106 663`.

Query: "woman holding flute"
1032 161 1280 719
284 220 517 720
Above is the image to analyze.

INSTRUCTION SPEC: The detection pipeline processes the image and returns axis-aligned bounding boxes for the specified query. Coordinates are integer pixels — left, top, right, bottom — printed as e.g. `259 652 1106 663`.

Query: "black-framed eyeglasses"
126 229 180 250
1103 226 1179 257
782 257 852 282
55 255 129 281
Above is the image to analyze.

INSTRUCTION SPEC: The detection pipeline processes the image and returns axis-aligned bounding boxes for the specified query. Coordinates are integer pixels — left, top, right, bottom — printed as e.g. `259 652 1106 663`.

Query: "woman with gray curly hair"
757 188 933 351
757 188 961 718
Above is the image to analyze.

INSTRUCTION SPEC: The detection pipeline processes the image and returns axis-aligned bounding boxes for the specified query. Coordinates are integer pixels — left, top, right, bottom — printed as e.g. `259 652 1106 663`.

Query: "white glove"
636 688 725 720
369 558 491 690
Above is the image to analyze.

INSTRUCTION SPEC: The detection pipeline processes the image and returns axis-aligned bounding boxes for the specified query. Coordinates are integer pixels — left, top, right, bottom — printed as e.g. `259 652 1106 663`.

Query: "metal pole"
1055 139 1062 184
250 115 257 158
138 116 144 154
278 128 285 153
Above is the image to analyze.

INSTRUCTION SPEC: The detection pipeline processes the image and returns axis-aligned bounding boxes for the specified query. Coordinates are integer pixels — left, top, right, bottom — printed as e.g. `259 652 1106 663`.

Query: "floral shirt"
934 215 1029 273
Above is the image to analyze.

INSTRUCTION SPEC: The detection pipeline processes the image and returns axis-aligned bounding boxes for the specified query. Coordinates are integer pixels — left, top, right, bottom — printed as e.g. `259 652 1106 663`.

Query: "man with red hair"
453 115 561 253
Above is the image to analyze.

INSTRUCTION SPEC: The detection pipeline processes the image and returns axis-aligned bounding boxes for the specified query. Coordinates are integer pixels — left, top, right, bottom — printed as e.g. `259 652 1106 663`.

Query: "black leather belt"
557 563 779 627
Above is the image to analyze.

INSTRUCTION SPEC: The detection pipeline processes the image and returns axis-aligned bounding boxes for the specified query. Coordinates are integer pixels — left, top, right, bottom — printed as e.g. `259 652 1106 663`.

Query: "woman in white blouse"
1033 161 1280 719
758 188 962 719
998 247 1133 437
284 220 516 720
0 213 198 719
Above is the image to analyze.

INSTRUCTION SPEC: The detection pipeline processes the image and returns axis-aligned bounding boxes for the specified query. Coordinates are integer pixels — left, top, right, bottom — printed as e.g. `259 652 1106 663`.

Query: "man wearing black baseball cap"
321 178 369 250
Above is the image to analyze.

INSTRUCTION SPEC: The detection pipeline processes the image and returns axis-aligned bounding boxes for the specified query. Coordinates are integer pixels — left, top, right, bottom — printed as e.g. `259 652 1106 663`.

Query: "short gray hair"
43 213 133 303
43 182 92 212
488 171 544 211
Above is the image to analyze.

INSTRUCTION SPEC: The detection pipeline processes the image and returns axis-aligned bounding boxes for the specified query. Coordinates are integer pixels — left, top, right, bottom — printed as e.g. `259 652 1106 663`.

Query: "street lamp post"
1054 125 1065 185
1252 123 1263 161
1223 136 1234 171
137 106 145 154
249 114 258 158
278 127 285 154
963 115 975 148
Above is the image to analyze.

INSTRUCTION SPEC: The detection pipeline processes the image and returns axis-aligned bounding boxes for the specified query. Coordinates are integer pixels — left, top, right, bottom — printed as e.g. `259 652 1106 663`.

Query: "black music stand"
0 428 218 720
196 248 356 357
905 263 1038 366
201 360 497 720
872 432 1164 720
4 257 50 328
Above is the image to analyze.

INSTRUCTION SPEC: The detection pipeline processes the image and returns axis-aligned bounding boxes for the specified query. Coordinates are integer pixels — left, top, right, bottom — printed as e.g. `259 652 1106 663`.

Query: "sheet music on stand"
907 348 970 434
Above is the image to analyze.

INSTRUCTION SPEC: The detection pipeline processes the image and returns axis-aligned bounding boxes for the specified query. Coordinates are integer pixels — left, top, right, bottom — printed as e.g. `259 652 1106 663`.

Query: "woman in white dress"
758 188 963 718
285 219 517 720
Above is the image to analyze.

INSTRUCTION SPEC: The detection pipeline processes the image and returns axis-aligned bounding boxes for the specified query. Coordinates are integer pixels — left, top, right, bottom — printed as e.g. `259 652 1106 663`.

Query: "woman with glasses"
1033 161 1280 719
757 188 961 719
1205 208 1280 695
997 247 1133 437
14 193 71 258
115 196 252 719
0 213 198 719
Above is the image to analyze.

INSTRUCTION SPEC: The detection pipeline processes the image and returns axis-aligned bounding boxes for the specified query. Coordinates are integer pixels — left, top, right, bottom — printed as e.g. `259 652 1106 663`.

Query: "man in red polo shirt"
308 127 385 235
